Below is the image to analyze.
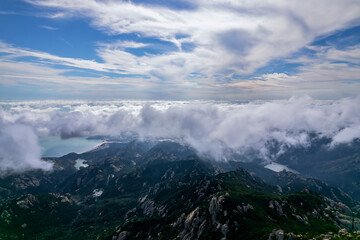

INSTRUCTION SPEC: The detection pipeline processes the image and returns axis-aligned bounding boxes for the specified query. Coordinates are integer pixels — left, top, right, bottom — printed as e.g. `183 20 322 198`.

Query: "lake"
39 136 103 157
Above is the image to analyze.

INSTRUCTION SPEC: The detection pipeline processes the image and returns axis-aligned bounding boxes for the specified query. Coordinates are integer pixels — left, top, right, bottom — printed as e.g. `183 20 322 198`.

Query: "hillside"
0 141 359 240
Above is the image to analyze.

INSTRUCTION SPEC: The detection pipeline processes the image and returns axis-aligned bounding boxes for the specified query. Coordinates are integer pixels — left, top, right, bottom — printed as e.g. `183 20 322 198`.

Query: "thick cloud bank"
1 97 360 169
0 124 53 175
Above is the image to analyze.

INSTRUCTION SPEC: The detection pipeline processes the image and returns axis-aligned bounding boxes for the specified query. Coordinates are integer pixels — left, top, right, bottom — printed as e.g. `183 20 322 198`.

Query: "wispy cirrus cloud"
25 0 360 76
39 25 59 30
0 0 359 99
0 41 118 73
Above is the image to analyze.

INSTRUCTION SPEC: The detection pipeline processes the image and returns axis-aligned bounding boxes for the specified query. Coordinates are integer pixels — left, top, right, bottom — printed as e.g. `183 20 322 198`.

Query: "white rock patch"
74 159 88 170
93 189 103 198
264 162 298 173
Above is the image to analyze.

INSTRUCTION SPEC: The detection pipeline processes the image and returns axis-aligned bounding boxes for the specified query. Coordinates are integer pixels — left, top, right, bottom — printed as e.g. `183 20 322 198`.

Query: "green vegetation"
0 141 358 239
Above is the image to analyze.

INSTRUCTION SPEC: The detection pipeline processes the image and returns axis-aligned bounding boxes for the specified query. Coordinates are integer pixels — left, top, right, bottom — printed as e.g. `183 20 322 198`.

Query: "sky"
0 0 359 100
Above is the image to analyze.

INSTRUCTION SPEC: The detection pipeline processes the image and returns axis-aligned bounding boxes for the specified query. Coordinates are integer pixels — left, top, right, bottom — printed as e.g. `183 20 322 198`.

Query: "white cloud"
0 41 119 73
0 59 158 92
0 0 359 99
0 123 53 175
332 126 360 145
222 43 360 99
278 44 360 98
1 97 360 162
39 25 59 30
97 41 148 50
21 0 360 88
324 45 360 64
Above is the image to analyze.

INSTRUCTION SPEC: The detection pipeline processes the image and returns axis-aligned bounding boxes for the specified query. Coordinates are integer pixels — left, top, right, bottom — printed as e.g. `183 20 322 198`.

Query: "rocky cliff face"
110 167 357 240
1 140 360 240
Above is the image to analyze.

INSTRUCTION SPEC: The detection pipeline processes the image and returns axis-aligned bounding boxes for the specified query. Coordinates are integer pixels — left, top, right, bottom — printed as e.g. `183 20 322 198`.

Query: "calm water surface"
39 136 102 157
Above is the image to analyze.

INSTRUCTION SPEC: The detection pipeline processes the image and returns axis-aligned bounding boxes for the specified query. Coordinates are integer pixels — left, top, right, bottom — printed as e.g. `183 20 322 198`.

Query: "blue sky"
0 0 360 100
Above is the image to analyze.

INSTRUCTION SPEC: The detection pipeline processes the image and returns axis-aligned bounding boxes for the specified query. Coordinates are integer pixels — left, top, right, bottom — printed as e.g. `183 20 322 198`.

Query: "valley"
1 140 360 239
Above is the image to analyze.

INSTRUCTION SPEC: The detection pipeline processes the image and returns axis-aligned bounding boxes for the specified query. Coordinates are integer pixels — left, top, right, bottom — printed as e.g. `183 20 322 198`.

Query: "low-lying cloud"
1 97 360 172
0 123 53 175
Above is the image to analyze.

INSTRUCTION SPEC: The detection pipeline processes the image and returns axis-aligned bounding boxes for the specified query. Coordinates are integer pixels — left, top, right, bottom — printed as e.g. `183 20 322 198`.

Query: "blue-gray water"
39 136 102 157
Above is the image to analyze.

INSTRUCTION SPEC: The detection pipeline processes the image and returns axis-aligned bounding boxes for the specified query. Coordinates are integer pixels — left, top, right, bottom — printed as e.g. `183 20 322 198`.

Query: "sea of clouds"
1 96 360 174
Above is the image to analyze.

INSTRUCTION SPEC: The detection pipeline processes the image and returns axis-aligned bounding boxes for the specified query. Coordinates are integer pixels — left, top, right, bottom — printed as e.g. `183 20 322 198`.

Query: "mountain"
265 170 357 208
275 139 360 201
0 140 359 239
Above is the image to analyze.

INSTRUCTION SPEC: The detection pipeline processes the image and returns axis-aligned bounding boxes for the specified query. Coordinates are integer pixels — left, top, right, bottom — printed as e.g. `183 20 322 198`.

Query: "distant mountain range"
1 140 360 239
